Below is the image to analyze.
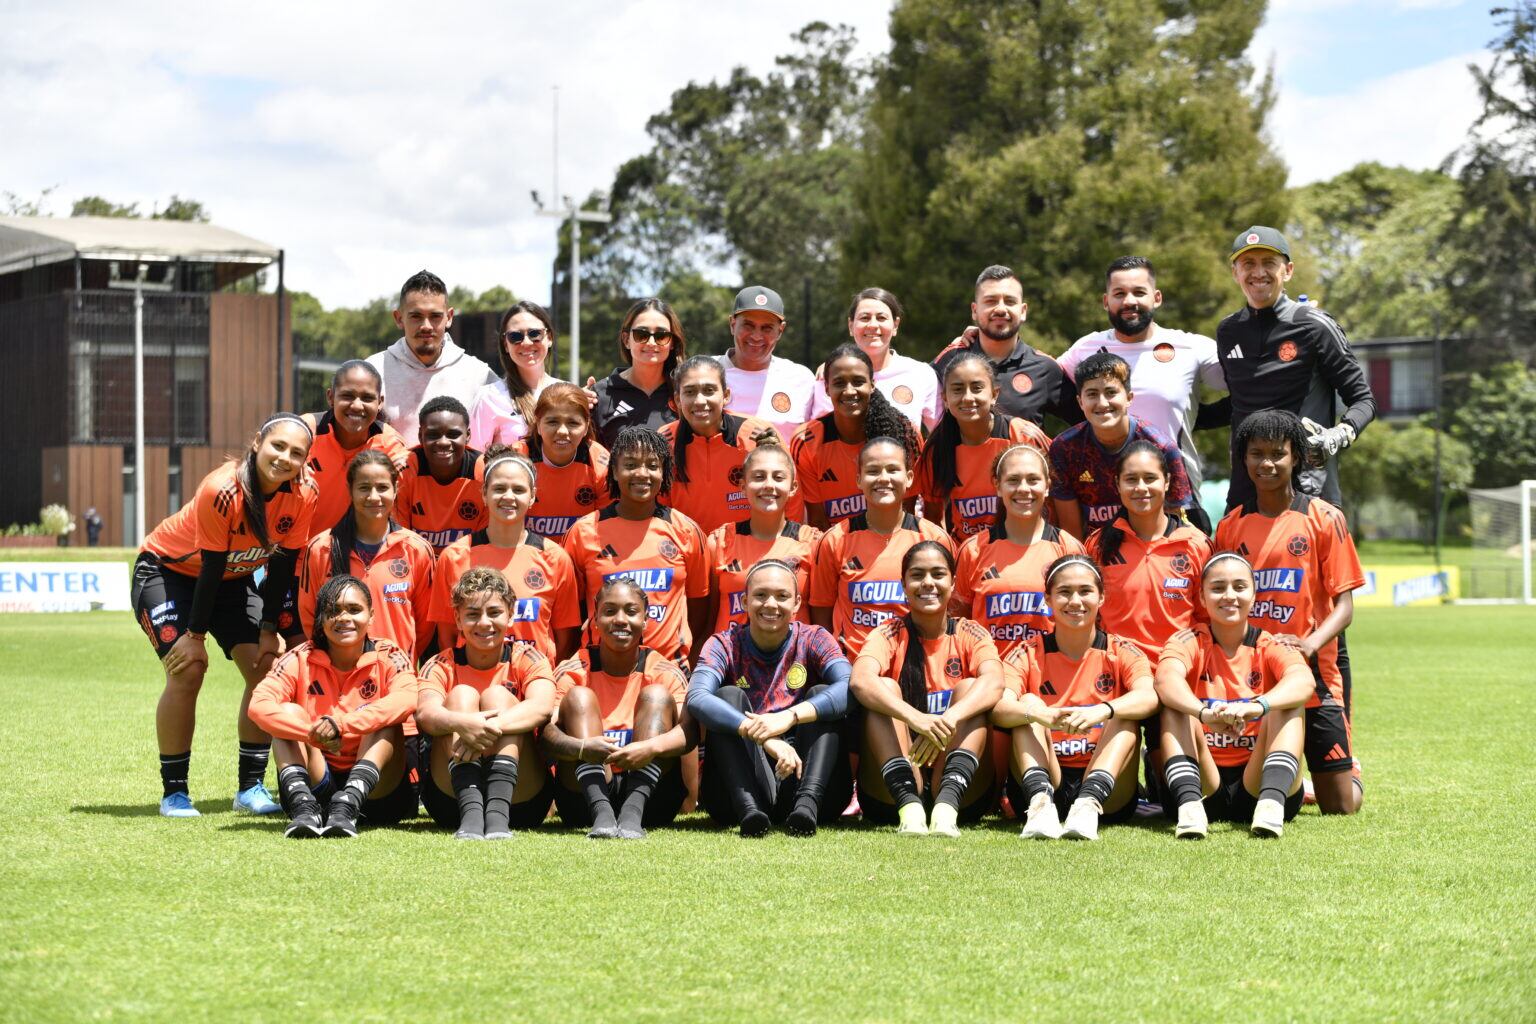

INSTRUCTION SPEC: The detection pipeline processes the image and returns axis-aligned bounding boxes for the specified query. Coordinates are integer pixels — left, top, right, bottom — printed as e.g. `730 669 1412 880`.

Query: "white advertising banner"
0 562 132 612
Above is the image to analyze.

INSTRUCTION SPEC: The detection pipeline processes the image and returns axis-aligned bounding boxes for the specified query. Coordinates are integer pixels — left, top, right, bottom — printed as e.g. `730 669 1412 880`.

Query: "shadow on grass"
72 803 222 818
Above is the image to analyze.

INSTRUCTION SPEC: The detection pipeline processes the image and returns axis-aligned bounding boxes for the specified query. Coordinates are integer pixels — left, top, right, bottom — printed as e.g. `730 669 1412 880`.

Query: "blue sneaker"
233 783 282 815
159 792 200 818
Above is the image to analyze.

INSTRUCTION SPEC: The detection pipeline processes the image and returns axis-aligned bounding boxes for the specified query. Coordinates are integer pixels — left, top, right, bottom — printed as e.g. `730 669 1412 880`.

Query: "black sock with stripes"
160 752 191 798
333 760 380 816
880 756 921 810
575 762 617 832
617 762 664 833
1260 751 1300 805
1020 766 1054 807
1163 755 1204 809
935 750 980 810
237 742 271 791
483 756 518 835
1078 768 1116 809
450 760 485 835
277 763 319 818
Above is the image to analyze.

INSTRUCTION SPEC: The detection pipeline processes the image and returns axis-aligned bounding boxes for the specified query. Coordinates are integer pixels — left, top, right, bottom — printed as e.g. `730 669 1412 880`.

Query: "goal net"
1465 480 1535 603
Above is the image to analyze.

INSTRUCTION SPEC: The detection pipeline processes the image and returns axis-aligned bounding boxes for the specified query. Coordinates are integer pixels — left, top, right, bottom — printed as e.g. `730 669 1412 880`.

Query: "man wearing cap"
1217 226 1375 511
717 285 819 443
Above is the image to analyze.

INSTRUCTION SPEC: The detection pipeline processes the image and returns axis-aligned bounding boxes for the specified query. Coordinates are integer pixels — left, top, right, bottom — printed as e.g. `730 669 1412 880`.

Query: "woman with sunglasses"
470 301 562 449
591 299 688 450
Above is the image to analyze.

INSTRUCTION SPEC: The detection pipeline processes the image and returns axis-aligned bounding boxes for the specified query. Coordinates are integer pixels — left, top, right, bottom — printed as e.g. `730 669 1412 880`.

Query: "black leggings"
699 685 852 827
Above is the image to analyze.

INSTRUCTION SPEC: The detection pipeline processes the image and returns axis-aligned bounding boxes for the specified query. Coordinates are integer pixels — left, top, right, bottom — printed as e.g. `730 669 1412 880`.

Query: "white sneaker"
1019 797 1063 839
1251 797 1285 838
929 802 960 837
1061 798 1101 841
896 802 928 836
1175 800 1208 839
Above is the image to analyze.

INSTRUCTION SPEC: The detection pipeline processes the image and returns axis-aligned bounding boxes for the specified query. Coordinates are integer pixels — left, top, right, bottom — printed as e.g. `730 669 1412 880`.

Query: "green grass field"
2 607 1534 1022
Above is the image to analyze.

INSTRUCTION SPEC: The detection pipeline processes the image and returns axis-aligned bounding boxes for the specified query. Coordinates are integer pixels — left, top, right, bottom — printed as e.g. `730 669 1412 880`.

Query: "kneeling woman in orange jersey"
250 575 420 838
541 578 694 839
416 568 558 840
1154 552 1315 839
992 554 1157 840
850 542 1004 836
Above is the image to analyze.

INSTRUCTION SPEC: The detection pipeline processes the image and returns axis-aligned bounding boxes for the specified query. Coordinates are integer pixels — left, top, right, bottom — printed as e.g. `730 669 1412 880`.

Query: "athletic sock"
1163 754 1204 808
160 752 191 798
880 756 922 810
335 760 380 813
1020 766 1054 806
1260 751 1300 805
575 762 617 831
482 756 518 834
1078 768 1115 809
451 760 486 835
935 749 980 810
237 742 271 791
277 763 319 816
617 762 664 833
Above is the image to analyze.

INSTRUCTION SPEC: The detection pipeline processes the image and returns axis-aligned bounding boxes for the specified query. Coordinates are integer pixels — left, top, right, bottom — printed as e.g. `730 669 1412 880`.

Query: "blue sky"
0 0 1500 307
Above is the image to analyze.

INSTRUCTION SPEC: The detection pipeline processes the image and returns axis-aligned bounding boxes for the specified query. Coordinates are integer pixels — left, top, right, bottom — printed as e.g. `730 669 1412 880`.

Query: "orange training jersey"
1214 493 1364 705
705 519 822 633
563 505 708 661
513 439 613 542
429 529 581 663
418 639 555 703
394 447 487 553
790 415 866 526
1088 516 1213 658
552 646 689 749
1160 624 1307 767
143 461 319 579
298 524 435 655
1003 630 1151 768
915 415 1051 540
809 511 955 655
249 638 419 770
857 616 1001 715
659 413 777 536
302 412 410 537
953 522 1084 657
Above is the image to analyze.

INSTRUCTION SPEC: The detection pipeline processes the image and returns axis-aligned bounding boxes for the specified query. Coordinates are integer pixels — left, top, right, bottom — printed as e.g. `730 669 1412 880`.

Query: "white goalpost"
1463 480 1536 604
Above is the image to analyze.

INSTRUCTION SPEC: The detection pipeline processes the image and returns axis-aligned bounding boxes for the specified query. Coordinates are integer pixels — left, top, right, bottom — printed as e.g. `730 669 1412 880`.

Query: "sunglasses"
504 328 546 343
627 327 674 345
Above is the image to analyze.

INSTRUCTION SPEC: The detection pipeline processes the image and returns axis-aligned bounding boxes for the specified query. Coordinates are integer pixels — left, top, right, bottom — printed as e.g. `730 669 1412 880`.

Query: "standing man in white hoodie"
366 270 499 447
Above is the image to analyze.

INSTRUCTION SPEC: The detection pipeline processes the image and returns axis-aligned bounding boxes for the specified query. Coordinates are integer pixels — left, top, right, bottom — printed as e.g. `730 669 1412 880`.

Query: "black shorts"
551 762 686 829
132 553 261 660
283 764 419 827
417 734 552 830
857 771 999 825
1003 765 1138 825
1304 703 1354 775
1205 763 1302 823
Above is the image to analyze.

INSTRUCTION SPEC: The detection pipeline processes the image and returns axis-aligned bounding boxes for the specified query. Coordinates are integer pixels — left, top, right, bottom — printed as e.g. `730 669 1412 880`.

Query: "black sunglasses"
504 328 546 343
627 327 674 344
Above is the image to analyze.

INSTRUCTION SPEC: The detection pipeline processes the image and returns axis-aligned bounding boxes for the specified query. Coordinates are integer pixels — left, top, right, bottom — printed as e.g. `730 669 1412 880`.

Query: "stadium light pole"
536 197 611 382
108 262 173 545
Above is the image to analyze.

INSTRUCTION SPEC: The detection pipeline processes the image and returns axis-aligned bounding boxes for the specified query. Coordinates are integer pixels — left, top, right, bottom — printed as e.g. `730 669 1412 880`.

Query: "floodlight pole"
109 263 172 544
538 200 611 381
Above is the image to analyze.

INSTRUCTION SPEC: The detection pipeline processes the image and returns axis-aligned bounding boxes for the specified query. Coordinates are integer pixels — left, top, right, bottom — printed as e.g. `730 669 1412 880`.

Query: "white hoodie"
366 335 499 447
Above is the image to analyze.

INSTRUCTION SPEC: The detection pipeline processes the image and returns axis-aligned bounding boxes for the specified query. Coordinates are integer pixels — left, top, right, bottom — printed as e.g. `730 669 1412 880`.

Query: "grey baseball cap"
731 285 785 320
1230 225 1291 262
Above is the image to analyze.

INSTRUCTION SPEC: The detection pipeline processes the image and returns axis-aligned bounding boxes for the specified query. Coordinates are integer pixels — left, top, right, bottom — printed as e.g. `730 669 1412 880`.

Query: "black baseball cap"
731 285 785 320
1230 226 1290 262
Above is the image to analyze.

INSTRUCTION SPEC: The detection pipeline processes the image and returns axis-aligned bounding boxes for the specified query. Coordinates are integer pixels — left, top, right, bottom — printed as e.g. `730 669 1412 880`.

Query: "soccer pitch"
2 607 1532 1023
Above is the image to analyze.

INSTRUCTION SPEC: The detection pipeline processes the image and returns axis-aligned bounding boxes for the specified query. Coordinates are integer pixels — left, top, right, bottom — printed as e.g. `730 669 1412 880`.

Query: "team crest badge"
1277 340 1298 362
576 486 596 507
770 392 792 414
389 558 409 579
728 466 744 486
458 501 478 521
524 568 546 589
275 515 295 534
892 385 914 405
755 293 768 306
1170 553 1192 575
659 538 680 560
1246 232 1260 245
1287 534 1310 557
944 657 963 679
1011 372 1034 394
1094 671 1115 695
787 664 807 690
159 625 178 644
1153 343 1175 363
360 678 378 700
1246 670 1262 690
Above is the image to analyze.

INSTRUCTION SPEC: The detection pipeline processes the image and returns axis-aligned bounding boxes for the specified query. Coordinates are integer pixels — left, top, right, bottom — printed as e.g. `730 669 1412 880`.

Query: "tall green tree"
843 0 1287 353
71 195 140 217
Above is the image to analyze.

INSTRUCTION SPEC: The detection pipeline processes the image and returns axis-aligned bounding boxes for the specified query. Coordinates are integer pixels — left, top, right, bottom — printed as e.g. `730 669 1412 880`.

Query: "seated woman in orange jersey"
992 554 1157 840
250 575 420 838
850 541 1004 836
302 360 410 534
298 450 435 660
1086 440 1212 659
562 425 710 665
1154 552 1315 839
701 445 820 641
688 559 853 838
952 443 1084 660
791 344 921 531
416 567 558 840
915 351 1050 541
515 382 611 543
430 449 581 665
659 355 781 535
809 436 953 658
137 413 318 818
393 395 487 555
541 578 694 839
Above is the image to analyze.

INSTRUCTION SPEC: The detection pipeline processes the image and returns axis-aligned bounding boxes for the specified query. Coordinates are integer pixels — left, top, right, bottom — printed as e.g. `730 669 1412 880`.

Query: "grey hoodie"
366 335 499 447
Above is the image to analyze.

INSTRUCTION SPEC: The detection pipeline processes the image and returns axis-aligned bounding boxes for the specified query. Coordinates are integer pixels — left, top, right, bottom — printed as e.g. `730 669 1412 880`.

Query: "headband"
261 413 312 437
484 452 536 483
744 558 799 591
1045 554 1102 587
1201 551 1253 578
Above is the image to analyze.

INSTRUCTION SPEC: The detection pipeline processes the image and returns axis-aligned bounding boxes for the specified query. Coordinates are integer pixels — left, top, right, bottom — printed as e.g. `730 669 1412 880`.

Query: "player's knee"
714 686 751 711
558 684 599 722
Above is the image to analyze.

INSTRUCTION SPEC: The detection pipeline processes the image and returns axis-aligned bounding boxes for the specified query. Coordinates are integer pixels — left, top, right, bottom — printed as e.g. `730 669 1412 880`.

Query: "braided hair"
606 425 673 500
824 343 920 466
670 355 730 485
329 449 399 578
896 540 956 711
239 413 312 551
920 350 1007 506
311 574 371 652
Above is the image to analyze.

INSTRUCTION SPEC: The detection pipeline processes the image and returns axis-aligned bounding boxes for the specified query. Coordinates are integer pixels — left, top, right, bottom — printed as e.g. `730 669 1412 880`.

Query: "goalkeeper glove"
1301 418 1355 467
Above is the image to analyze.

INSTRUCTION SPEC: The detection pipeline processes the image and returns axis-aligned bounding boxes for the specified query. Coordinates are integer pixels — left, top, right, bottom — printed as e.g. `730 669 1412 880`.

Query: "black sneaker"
284 807 323 839
322 799 360 838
